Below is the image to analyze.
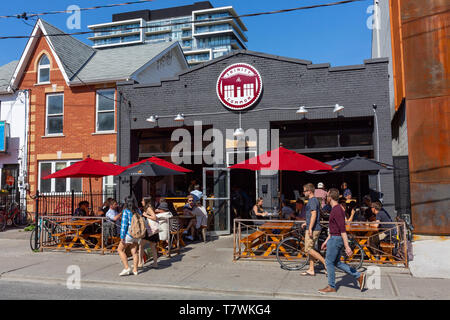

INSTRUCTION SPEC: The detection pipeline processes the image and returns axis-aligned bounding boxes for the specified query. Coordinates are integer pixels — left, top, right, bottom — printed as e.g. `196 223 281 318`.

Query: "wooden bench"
52 231 76 249
108 236 121 253
88 234 103 250
240 230 266 257
379 242 397 263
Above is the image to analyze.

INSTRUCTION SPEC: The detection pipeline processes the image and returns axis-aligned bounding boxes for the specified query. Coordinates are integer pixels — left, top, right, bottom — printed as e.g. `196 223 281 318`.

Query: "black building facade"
117 50 394 235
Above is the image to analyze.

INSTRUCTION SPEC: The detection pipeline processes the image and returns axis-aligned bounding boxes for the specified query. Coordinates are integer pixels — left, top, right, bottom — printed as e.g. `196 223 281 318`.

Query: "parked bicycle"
0 201 24 231
276 224 364 272
30 217 65 251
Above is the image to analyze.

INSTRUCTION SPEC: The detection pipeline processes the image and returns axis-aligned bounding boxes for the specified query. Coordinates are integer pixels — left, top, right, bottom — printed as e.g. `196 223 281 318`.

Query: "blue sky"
0 0 374 67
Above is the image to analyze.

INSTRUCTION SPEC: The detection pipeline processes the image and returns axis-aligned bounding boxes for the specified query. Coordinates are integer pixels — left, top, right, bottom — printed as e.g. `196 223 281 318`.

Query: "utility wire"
0 0 155 19
0 0 367 40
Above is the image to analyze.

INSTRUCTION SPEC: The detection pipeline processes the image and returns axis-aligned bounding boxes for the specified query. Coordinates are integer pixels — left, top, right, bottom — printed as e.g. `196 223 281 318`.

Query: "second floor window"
46 94 63 135
38 54 50 84
96 89 115 132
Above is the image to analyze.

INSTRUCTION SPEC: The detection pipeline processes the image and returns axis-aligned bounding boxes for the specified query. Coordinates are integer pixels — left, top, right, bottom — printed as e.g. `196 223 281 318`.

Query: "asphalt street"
0 279 284 300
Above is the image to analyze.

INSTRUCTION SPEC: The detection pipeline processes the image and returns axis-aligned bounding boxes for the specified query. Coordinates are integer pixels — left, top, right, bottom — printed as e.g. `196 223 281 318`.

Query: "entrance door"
202 168 230 236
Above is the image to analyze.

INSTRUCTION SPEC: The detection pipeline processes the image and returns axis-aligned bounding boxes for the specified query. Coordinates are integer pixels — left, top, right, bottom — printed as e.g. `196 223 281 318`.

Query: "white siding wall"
0 92 27 196
135 47 187 84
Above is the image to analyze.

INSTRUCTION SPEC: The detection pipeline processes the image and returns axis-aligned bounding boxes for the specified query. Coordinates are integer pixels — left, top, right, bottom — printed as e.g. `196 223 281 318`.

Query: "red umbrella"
43 158 125 212
122 157 192 173
43 158 124 179
229 147 332 206
229 147 332 171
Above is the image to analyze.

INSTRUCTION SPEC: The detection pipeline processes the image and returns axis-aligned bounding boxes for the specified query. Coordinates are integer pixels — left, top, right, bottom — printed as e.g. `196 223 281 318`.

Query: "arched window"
38 54 50 84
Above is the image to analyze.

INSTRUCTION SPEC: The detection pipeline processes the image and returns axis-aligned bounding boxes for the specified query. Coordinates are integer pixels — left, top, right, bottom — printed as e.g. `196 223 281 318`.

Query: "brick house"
8 19 188 213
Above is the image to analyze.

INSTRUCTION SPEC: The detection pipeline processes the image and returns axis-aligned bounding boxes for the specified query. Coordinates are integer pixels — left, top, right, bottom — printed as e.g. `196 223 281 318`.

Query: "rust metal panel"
407 96 450 235
401 1 450 100
399 0 450 235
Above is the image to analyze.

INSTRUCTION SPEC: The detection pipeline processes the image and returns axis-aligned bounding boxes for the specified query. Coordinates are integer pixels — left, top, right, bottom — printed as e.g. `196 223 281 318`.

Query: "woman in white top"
138 197 159 269
192 200 208 242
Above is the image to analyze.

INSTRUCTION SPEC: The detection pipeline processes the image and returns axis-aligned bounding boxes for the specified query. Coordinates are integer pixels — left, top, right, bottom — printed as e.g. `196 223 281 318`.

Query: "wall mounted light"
174 114 185 122
333 104 345 113
296 106 308 114
146 115 158 123
233 128 245 137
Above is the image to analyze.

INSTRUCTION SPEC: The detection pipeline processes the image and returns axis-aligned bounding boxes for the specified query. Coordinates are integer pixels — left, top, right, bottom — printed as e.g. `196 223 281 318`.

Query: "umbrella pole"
358 172 361 205
279 171 282 213
89 177 93 216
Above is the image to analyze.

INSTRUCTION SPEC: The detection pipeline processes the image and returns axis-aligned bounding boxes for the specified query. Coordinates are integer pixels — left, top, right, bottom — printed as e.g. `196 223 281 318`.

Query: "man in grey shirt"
301 183 327 276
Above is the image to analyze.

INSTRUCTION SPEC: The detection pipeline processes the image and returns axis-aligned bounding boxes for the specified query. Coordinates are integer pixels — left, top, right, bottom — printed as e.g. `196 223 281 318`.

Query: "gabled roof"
10 19 187 89
0 60 19 94
39 20 96 81
72 41 178 85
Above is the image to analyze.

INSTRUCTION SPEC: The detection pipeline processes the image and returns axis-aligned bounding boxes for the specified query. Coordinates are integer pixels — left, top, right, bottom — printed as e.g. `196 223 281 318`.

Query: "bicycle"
30 217 65 251
276 224 364 272
0 201 23 231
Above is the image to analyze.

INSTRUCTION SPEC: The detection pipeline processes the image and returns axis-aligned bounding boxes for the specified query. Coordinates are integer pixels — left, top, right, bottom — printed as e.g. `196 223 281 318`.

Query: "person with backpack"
117 197 145 276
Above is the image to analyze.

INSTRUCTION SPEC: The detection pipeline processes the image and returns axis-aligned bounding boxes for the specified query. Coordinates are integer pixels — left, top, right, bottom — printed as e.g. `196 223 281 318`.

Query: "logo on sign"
216 63 262 110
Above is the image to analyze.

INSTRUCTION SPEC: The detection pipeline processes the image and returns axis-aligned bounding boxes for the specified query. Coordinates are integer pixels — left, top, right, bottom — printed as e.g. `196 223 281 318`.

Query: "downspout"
117 89 122 202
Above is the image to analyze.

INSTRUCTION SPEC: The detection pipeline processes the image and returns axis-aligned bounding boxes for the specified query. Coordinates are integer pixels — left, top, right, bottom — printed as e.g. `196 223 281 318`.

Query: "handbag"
147 217 160 236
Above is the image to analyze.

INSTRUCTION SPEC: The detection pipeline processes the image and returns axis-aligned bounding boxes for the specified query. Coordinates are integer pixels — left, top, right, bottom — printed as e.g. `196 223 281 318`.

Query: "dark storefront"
117 50 394 235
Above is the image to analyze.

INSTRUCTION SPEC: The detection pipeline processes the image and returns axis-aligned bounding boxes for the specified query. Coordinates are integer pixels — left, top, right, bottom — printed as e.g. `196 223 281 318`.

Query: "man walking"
301 183 327 276
318 188 366 294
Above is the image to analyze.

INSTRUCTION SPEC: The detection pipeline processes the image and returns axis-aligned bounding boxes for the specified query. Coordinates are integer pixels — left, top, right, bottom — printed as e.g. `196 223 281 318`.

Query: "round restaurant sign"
216 63 262 110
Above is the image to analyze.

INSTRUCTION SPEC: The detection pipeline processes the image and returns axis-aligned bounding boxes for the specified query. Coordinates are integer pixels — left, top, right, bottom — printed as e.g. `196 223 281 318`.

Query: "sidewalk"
0 229 449 300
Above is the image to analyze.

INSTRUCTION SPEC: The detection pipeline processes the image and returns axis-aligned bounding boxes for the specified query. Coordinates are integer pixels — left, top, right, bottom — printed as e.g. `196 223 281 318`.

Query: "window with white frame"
103 175 117 201
46 94 64 135
39 161 82 193
96 89 115 132
38 54 50 84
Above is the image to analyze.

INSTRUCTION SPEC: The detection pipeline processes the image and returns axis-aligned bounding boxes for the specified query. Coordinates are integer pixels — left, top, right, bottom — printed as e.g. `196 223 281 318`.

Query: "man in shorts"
301 183 327 276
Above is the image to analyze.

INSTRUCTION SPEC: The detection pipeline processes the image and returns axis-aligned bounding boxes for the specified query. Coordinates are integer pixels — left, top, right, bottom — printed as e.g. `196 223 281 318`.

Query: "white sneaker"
133 270 138 276
119 268 131 276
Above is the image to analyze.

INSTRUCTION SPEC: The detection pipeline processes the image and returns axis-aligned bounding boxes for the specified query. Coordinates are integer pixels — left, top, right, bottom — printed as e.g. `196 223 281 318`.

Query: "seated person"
73 201 89 217
251 197 268 219
341 182 353 200
182 195 196 241
105 200 122 238
361 195 376 221
281 200 295 220
190 185 203 202
155 199 170 213
192 200 208 241
369 200 396 255
99 198 114 216
153 195 162 210
294 199 307 220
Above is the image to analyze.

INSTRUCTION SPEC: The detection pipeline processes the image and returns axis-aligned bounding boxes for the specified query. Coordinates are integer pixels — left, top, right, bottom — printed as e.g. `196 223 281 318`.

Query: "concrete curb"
0 274 383 300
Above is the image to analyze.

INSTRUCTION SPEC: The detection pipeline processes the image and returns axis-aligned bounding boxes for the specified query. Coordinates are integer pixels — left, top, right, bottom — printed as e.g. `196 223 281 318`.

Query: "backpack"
129 212 147 239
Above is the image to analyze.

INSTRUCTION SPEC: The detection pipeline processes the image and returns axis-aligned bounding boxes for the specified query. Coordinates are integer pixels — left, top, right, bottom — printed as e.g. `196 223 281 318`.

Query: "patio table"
346 224 379 262
258 221 295 257
60 219 102 252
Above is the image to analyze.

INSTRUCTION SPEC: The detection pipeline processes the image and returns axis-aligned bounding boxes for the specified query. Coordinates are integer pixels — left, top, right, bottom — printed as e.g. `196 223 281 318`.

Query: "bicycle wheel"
276 236 309 271
339 238 364 271
30 227 40 251
13 210 26 227
0 213 6 232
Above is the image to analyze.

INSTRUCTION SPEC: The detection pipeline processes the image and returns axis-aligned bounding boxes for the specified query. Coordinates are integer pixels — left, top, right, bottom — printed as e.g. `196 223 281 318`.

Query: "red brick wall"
18 35 117 213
